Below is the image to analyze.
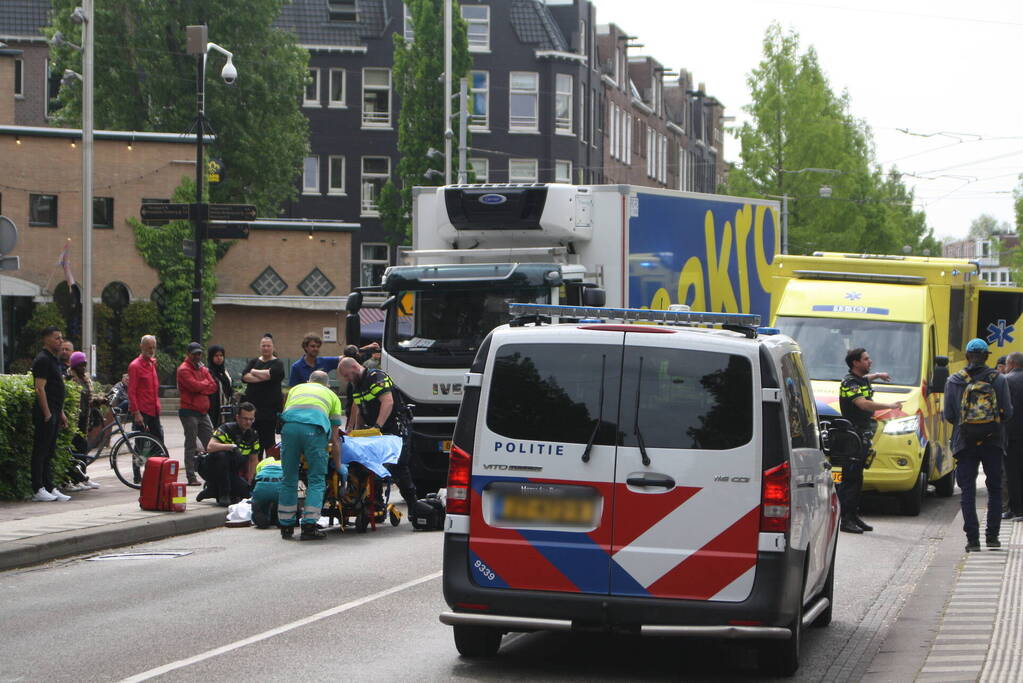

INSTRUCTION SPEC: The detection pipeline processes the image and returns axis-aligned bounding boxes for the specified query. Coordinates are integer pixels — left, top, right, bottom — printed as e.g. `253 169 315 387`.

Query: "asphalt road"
0 492 960 682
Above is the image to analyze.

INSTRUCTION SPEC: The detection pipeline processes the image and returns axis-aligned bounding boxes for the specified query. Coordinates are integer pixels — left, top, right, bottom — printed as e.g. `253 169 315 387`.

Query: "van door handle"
626 473 675 489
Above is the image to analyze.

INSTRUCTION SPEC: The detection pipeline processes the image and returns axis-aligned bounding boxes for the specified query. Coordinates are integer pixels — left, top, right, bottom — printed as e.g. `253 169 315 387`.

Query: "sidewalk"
0 415 227 572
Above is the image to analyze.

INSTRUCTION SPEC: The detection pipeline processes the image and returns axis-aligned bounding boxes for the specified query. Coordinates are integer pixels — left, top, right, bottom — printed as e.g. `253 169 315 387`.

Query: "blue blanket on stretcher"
341 435 403 479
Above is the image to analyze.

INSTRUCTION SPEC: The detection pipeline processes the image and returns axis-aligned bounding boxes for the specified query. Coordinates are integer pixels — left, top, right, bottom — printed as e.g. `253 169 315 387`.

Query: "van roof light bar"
508 303 761 331
792 270 926 285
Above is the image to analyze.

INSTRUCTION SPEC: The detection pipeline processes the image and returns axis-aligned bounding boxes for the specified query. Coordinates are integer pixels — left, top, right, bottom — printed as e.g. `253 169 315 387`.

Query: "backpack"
410 494 446 531
958 368 1001 444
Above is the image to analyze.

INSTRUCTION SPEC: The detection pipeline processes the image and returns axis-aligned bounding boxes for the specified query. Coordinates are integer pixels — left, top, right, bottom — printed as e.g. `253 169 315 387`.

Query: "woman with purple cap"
65 351 101 492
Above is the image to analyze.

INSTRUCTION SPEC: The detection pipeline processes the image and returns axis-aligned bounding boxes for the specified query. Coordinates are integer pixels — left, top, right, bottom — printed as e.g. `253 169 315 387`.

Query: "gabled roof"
275 0 390 48
509 0 568 51
0 0 50 41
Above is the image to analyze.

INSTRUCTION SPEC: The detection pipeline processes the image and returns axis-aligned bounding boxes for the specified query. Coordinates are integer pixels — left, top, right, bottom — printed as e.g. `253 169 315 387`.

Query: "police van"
439 304 842 676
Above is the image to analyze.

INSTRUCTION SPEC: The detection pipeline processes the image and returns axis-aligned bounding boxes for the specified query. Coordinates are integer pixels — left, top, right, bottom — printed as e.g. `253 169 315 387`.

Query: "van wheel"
934 465 956 498
899 462 927 516
759 588 802 676
813 547 836 628
453 624 503 658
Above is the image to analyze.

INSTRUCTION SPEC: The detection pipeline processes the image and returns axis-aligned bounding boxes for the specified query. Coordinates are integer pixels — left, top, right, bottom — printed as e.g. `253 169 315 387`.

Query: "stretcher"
321 428 404 533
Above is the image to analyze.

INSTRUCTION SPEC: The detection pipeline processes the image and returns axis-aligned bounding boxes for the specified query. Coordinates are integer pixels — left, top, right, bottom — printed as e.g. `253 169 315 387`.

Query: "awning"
0 274 43 297
212 294 346 311
358 308 385 324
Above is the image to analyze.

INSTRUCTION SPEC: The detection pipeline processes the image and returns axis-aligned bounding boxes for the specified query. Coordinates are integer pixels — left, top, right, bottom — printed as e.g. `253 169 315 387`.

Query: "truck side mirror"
345 291 363 314
930 356 949 394
582 287 606 307
345 314 362 347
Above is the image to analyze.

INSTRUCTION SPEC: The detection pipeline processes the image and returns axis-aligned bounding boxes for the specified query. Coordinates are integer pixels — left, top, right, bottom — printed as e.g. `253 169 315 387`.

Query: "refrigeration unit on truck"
344 183 782 493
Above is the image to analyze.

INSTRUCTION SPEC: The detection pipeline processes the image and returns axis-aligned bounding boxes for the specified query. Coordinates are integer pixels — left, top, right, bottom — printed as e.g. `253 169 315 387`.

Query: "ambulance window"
486 344 622 445
780 352 819 449
620 349 752 450
949 288 964 351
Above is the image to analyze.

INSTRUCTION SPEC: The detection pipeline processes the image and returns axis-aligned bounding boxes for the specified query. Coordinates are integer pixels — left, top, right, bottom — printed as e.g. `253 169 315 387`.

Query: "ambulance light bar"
793 270 925 285
508 303 761 329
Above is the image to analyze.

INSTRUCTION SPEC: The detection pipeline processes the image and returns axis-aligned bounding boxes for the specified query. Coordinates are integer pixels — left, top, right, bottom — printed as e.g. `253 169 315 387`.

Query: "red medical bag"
139 457 179 511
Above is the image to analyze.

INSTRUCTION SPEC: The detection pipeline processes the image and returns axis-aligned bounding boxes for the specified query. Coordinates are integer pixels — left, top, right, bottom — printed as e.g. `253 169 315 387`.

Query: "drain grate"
88 551 193 561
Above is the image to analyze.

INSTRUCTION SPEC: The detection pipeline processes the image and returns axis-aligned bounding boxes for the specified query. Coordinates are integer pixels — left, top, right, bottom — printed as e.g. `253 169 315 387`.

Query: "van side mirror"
582 287 606 307
345 291 363 314
929 356 949 394
345 314 362 347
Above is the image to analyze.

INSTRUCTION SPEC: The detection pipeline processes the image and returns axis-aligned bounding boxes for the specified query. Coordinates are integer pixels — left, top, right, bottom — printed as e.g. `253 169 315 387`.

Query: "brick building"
0 0 55 127
943 234 1019 287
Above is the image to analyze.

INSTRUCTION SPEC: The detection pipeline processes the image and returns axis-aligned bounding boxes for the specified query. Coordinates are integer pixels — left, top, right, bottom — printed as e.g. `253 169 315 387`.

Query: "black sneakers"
854 517 874 532
966 539 981 552
987 535 1001 549
300 524 326 541
840 519 864 534
280 525 295 540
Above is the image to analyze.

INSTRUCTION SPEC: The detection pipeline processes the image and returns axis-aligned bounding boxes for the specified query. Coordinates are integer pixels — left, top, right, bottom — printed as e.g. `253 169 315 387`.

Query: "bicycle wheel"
110 433 168 489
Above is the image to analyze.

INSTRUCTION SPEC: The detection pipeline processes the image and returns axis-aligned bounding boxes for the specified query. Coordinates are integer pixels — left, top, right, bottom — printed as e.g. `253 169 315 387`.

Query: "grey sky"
590 0 1022 240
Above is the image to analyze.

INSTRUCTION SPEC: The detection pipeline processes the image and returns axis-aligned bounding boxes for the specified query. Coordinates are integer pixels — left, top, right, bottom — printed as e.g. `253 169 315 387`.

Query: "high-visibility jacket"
280 381 343 434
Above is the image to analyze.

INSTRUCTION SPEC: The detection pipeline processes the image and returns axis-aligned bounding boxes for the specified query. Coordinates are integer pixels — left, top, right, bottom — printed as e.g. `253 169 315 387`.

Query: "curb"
0 505 227 572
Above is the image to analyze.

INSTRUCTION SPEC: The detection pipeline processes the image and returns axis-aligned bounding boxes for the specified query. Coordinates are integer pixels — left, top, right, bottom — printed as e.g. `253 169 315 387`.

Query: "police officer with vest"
338 356 418 521
278 370 343 540
199 401 260 507
839 348 903 534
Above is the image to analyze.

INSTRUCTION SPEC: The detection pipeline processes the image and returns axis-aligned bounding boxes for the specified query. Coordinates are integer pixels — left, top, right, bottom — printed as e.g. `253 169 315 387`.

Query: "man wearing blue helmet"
944 338 1013 552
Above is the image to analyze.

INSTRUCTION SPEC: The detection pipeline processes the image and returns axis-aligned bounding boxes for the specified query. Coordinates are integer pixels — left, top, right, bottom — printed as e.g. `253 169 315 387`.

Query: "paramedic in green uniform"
277 370 343 541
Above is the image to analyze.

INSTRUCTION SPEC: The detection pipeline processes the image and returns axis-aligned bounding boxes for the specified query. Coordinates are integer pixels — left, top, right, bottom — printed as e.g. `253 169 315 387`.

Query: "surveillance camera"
221 59 237 85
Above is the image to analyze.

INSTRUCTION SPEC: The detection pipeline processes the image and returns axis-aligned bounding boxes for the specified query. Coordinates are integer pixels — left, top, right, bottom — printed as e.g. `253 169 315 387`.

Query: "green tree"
13 304 67 371
382 0 471 243
727 24 936 255
46 0 309 215
968 213 1011 239
1014 176 1023 232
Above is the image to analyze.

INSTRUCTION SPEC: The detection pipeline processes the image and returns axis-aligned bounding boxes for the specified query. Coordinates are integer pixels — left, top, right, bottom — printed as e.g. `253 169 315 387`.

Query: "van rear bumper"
442 533 806 633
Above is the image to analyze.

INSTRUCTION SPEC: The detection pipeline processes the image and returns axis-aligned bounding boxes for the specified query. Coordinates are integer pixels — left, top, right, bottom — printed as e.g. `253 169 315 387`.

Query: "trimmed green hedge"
0 374 81 500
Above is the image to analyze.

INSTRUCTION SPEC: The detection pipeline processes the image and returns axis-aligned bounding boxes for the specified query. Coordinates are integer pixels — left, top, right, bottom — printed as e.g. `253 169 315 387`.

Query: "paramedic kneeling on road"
839 347 903 534
278 370 343 541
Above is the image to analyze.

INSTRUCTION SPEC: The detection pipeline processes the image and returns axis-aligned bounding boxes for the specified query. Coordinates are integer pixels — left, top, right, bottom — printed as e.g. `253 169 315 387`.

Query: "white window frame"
610 103 618 160
303 156 320 195
578 19 586 56
328 68 346 107
660 135 668 183
469 157 489 183
360 243 390 288
328 155 346 195
469 70 489 130
14 58 24 97
304 68 320 107
361 68 392 128
508 159 538 183
579 84 586 143
403 2 415 42
462 5 490 52
509 71 539 132
555 160 572 184
555 73 573 135
360 156 391 216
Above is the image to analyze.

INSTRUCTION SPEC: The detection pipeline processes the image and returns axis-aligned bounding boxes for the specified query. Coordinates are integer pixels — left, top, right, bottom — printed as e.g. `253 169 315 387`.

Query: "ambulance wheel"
934 465 956 498
453 624 502 658
759 584 802 676
389 506 401 526
899 459 927 516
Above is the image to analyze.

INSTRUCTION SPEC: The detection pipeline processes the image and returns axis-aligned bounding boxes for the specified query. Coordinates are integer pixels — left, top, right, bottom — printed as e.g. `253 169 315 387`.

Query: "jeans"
179 413 214 478
278 421 328 527
1006 439 1023 516
955 444 1004 541
32 410 60 491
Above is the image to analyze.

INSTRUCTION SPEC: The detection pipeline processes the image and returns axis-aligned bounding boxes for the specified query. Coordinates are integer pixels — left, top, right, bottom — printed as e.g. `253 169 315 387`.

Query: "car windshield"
774 316 923 386
385 288 550 364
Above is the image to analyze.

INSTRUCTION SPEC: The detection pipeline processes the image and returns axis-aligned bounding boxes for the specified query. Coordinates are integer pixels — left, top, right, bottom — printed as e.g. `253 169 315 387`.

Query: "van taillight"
760 462 790 533
447 444 472 515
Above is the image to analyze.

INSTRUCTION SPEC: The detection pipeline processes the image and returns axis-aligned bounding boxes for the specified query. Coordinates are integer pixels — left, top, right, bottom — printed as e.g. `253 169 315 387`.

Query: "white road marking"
117 570 442 682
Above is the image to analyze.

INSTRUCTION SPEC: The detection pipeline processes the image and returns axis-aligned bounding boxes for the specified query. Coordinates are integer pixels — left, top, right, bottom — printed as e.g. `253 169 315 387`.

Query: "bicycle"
69 400 168 490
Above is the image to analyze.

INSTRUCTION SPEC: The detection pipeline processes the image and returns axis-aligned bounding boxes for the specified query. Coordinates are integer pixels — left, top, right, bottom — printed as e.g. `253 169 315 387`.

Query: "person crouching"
199 402 260 507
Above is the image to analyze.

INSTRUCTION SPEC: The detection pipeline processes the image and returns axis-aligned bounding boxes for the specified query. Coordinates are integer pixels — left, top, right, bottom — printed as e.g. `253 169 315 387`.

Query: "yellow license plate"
832 471 843 484
498 496 595 525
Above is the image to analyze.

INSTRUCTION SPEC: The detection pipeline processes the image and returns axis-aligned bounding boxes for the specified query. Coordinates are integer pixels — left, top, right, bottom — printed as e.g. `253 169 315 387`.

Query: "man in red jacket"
177 342 218 486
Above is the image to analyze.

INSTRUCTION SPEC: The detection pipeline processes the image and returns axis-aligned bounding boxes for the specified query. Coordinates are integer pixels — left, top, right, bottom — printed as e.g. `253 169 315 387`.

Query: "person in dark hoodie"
944 338 1013 552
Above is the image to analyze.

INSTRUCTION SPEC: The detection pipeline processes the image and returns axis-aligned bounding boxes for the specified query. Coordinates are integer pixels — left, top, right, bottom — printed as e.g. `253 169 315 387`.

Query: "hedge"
0 374 81 500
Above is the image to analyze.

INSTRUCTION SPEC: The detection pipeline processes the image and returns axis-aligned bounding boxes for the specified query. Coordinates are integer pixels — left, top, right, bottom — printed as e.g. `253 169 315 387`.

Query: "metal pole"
0 273 5 373
782 194 789 255
458 77 468 184
192 51 205 344
82 0 94 370
443 0 452 184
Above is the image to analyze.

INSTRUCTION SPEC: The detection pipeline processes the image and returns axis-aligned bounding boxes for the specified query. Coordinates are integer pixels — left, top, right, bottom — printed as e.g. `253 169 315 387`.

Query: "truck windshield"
774 316 923 386
385 288 551 367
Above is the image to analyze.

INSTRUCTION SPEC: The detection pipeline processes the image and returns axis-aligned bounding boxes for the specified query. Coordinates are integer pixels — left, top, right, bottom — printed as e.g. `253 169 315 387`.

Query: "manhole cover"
88 551 193 561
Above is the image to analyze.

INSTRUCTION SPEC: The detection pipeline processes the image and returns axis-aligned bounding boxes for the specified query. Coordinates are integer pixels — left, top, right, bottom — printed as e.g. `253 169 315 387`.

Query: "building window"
555 74 573 134
361 243 389 287
469 157 489 183
362 68 391 127
328 0 357 22
578 19 586 55
555 160 572 184
462 5 490 51
328 156 345 195
304 68 320 106
469 70 489 129
509 159 538 183
14 58 23 96
609 103 618 160
93 197 114 228
251 266 287 296
579 85 587 143
299 267 336 296
509 72 538 131
361 156 390 215
101 281 130 310
403 2 415 42
29 194 58 226
328 68 346 107
303 156 320 194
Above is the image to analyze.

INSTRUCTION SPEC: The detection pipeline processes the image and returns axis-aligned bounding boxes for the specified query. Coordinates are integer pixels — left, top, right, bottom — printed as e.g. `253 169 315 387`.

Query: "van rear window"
486 344 622 445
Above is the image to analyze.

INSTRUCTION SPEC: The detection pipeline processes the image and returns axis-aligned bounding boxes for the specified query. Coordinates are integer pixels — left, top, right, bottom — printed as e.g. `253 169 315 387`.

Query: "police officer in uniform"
839 347 902 533
200 402 260 506
338 356 418 520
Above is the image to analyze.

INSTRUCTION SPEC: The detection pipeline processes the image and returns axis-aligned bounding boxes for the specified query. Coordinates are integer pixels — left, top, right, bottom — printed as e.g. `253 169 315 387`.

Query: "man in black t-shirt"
241 334 285 459
31 326 70 502
838 347 902 534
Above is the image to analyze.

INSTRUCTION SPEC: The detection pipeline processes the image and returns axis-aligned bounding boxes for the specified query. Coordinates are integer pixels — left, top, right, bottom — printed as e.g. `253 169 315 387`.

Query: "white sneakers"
85 480 100 489
32 488 57 502
51 489 71 501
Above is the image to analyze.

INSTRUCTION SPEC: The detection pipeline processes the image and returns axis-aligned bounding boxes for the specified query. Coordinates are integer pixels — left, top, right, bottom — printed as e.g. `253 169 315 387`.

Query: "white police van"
439 304 841 676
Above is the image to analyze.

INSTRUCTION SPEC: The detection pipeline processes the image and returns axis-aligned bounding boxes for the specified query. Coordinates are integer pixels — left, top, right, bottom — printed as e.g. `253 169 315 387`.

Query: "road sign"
207 204 256 221
0 255 20 271
207 223 250 239
140 203 191 221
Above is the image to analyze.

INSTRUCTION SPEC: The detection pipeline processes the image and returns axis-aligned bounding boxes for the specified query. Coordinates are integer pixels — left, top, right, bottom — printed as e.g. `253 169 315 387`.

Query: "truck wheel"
899 461 927 516
934 465 956 498
759 587 802 676
453 624 503 658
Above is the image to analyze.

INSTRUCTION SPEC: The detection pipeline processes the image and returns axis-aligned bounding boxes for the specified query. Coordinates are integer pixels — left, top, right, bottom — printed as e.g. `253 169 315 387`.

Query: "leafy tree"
727 24 937 255
13 304 67 371
382 0 471 243
1015 176 1023 232
46 0 309 215
968 213 1011 239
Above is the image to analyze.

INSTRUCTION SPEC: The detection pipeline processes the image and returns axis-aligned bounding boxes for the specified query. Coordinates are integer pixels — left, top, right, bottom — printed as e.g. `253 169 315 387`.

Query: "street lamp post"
771 167 843 254
81 0 94 370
